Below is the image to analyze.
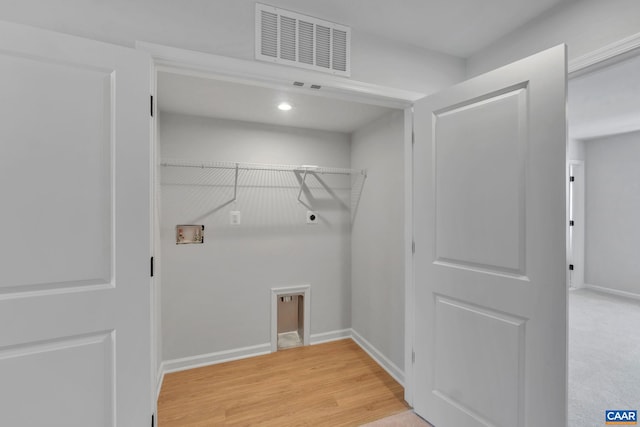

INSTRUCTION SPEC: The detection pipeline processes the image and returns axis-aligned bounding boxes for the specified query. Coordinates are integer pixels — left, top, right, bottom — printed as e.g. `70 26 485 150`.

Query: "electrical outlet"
306 211 318 224
230 211 241 225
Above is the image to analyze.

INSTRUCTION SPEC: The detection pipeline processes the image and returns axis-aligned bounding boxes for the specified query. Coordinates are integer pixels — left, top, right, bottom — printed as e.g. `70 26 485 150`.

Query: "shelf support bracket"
233 163 239 202
297 169 309 205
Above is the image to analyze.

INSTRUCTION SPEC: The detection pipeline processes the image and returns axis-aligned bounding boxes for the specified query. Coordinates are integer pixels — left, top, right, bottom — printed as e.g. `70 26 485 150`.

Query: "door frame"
567 160 585 289
137 41 423 404
568 32 640 76
137 30 640 407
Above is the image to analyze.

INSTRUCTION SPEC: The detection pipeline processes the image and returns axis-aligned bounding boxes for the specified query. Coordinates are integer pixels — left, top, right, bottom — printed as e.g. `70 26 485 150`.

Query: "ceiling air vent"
255 3 351 77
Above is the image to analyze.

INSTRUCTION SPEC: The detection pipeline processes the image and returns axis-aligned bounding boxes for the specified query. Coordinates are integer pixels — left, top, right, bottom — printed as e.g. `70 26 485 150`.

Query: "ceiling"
569 53 640 140
157 0 576 132
248 0 573 57
161 50 640 138
158 72 396 133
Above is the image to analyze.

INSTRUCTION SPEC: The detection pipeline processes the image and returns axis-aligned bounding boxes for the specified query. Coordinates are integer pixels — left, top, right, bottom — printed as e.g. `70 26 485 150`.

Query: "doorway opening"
150 49 412 411
568 49 640 427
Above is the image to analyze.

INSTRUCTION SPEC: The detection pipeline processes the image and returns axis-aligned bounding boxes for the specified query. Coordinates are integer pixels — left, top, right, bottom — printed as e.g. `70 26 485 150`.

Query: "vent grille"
256 3 351 76
260 11 278 57
298 20 314 65
280 16 296 61
315 25 331 69
332 29 347 72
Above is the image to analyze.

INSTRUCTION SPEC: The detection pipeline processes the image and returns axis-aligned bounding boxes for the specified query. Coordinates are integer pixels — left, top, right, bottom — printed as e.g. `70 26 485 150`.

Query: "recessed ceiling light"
278 102 292 111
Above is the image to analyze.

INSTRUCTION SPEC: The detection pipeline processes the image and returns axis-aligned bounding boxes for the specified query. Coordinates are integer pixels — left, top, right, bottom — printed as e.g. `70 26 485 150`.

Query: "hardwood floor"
158 339 409 426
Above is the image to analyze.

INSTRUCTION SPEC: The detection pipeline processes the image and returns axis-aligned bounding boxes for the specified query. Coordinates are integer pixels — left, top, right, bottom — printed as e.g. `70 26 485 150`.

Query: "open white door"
413 45 567 426
0 22 151 426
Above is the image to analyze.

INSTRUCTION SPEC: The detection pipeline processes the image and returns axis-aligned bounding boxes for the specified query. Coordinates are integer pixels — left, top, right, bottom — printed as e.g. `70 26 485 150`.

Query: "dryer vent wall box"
255 3 351 76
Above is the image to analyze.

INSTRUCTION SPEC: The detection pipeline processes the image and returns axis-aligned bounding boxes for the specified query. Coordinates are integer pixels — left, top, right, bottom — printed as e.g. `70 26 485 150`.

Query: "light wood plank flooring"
158 339 409 426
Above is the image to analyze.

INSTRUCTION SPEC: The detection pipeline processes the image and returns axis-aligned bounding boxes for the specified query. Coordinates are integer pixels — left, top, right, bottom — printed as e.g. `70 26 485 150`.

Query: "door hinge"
150 256 154 277
569 264 574 271
569 220 574 226
411 131 415 145
412 241 415 254
412 350 415 364
150 95 154 117
570 176 575 182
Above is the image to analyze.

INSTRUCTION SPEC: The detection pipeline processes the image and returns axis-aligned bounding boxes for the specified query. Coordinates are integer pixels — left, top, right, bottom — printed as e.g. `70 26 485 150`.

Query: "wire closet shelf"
160 159 367 223
160 159 366 177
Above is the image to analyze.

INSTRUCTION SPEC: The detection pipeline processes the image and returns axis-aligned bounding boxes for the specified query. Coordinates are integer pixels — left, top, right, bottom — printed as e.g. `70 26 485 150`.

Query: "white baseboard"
156 328 405 399
351 329 404 386
583 283 640 301
157 328 352 392
156 366 164 401
161 342 271 375
310 328 352 345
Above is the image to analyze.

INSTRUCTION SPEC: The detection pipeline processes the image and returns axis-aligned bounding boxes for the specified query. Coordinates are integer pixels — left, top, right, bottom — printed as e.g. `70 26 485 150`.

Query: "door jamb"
136 42 423 109
567 160 585 289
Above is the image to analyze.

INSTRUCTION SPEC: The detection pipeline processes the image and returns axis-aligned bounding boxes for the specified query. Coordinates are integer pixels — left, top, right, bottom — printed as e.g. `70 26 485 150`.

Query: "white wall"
350 31 465 94
467 0 640 77
1 0 465 94
584 131 640 295
351 110 405 371
159 113 352 360
569 139 585 161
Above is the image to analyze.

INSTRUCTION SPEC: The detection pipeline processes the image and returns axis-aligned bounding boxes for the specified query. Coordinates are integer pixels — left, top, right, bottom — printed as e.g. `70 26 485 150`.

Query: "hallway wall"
584 130 640 296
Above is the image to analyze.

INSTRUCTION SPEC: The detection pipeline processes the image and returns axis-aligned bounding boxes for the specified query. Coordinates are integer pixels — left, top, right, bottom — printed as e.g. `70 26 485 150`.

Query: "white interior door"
413 45 567 427
0 21 151 426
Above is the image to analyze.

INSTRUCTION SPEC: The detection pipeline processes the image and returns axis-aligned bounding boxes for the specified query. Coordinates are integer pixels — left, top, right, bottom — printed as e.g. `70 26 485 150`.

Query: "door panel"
433 297 524 427
435 86 526 275
413 45 567 427
0 47 112 292
0 332 114 426
0 21 151 426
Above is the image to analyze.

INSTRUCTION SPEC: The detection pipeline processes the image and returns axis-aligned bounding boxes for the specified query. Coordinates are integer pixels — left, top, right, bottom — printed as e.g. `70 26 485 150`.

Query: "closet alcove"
154 70 407 371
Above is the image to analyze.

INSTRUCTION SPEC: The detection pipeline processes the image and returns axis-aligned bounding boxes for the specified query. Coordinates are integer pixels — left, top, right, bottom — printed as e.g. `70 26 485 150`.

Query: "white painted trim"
157 330 405 394
310 329 352 345
149 56 161 420
161 342 272 374
403 106 414 405
135 41 423 109
156 366 164 401
583 283 640 302
157 329 352 392
271 285 311 352
567 160 585 290
569 32 640 75
351 329 405 386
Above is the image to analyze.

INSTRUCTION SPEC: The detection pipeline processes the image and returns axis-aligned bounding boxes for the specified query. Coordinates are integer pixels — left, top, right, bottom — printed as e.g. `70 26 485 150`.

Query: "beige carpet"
361 411 433 427
569 289 640 427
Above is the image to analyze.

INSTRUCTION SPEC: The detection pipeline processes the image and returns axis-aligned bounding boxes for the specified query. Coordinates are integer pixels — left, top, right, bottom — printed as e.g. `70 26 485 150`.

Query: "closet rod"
161 159 366 176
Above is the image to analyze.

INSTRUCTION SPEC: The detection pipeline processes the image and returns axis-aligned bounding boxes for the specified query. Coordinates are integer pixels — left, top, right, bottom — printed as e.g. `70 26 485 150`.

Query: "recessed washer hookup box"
176 225 204 244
